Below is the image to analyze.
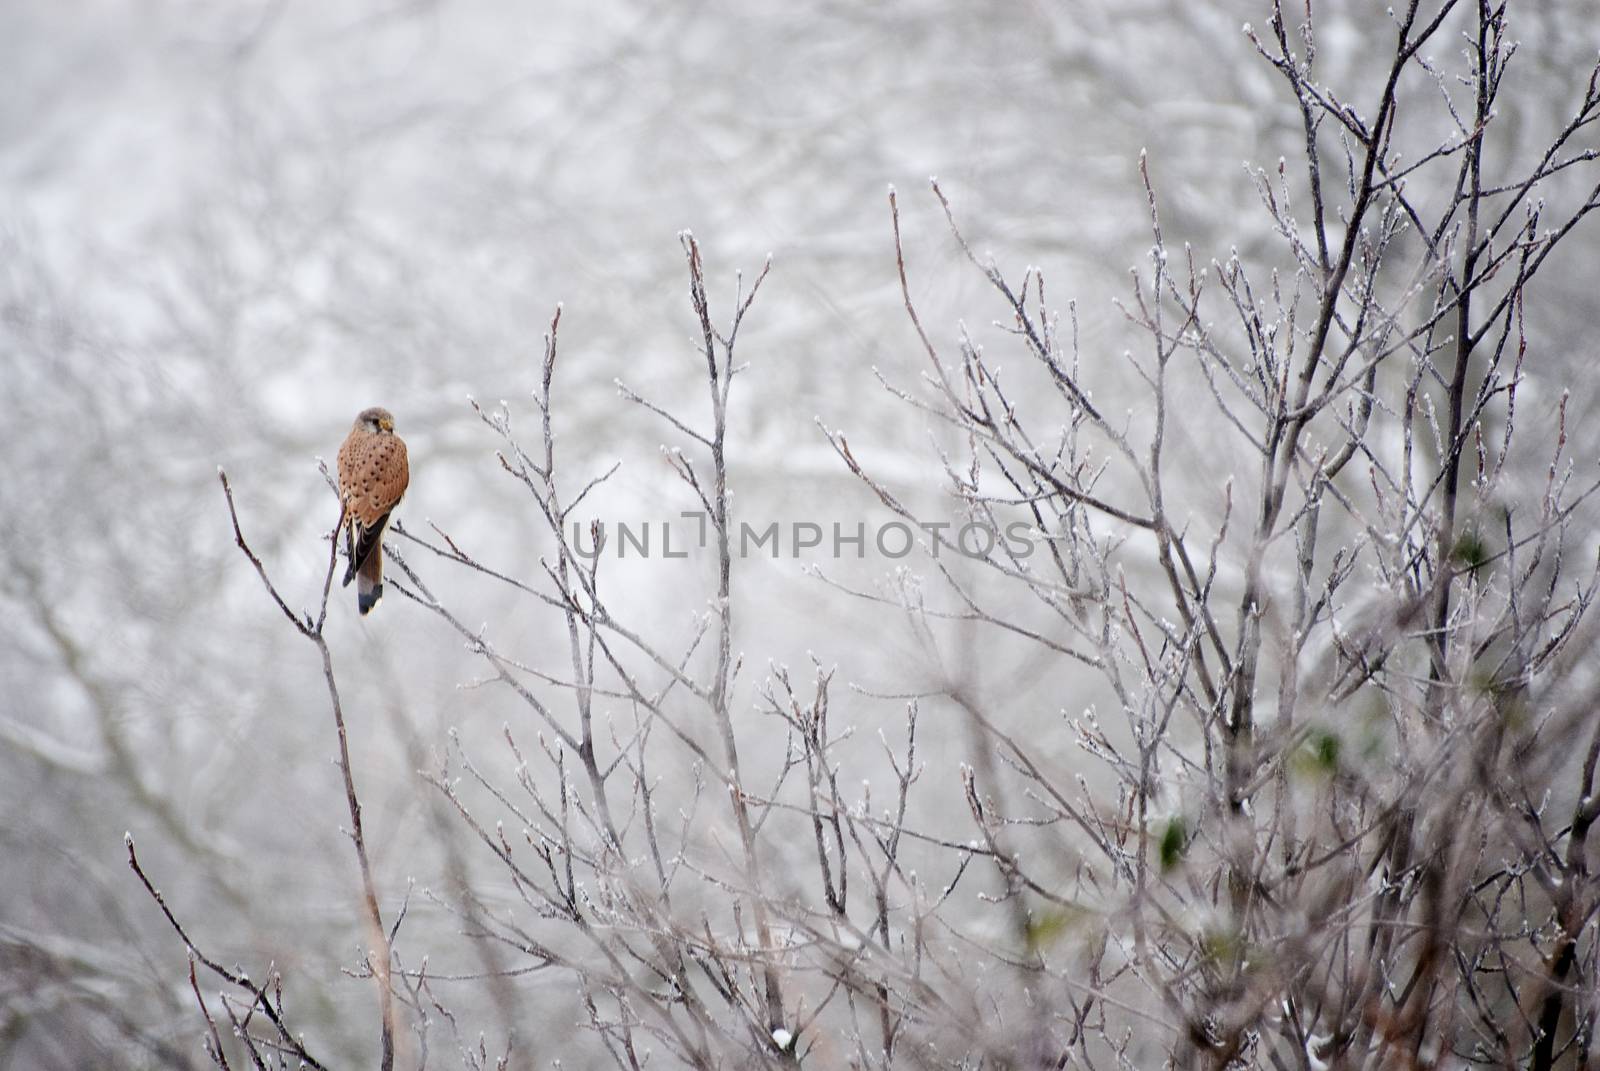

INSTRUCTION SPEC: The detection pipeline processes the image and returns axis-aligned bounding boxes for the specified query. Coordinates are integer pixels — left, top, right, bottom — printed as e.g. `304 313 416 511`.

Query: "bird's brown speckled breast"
338 431 409 526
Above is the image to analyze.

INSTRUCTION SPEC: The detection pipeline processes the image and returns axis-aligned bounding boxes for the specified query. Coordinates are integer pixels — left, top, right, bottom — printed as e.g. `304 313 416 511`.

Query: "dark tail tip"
342 564 356 588
358 583 382 615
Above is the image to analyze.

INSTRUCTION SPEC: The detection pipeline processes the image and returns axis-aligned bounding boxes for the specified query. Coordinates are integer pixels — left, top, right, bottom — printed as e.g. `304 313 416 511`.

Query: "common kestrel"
337 406 409 615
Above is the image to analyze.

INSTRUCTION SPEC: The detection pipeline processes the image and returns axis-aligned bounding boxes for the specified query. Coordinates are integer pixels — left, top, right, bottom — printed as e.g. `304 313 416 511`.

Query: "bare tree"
820 1 1600 1066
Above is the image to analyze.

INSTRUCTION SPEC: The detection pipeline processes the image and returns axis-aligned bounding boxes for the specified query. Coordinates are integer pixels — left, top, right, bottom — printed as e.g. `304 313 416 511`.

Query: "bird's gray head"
355 407 396 433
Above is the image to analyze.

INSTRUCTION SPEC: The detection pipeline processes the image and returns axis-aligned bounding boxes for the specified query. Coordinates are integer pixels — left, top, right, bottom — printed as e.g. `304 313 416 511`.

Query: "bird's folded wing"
350 512 392 580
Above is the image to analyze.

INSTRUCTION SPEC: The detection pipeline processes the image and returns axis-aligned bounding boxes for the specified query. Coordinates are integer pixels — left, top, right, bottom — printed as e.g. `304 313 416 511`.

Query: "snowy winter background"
3 1 1598 1067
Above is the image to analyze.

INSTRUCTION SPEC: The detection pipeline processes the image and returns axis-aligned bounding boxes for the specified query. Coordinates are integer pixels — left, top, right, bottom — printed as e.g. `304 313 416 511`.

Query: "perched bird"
337 406 410 615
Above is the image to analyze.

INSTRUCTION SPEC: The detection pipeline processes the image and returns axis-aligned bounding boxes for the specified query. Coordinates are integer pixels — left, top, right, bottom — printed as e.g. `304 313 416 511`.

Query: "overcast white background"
4 2 1599 1067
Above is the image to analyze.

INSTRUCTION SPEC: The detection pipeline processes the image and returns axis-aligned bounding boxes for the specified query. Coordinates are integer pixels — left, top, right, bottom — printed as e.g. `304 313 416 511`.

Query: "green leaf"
1159 817 1188 872
1452 528 1489 572
1024 907 1078 951
1312 730 1340 771
1291 727 1343 780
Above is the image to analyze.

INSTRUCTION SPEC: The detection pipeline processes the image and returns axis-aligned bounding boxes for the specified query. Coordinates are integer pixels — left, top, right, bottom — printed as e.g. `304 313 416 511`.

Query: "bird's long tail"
357 556 383 615
348 513 391 614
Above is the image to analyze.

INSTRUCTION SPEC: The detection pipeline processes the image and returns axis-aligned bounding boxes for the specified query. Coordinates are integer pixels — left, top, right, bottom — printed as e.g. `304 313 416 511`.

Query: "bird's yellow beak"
379 416 394 432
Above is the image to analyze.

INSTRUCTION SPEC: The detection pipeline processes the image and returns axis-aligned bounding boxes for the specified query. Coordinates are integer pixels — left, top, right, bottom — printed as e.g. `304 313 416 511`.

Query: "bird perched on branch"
337 406 409 615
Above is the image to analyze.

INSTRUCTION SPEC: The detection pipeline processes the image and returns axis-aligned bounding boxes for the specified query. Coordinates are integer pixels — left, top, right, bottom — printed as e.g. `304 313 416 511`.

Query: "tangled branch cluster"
139 3 1600 1067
